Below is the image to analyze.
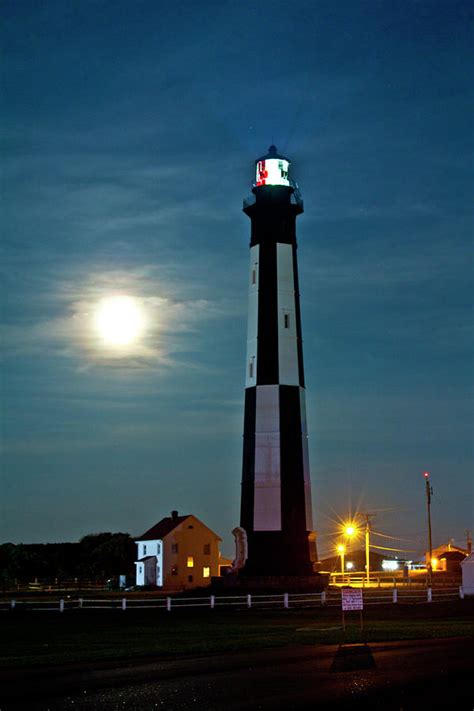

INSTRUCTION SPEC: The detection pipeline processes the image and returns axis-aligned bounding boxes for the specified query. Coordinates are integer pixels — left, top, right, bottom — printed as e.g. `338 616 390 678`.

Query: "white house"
135 510 221 590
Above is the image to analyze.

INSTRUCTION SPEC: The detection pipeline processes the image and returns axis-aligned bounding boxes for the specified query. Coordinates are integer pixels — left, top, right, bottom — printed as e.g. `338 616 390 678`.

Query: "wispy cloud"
1 264 241 372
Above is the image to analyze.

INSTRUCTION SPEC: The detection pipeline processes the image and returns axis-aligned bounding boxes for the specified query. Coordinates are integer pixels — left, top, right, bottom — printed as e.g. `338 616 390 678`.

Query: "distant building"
135 511 221 590
461 553 474 595
320 549 401 573
436 550 467 573
427 541 468 573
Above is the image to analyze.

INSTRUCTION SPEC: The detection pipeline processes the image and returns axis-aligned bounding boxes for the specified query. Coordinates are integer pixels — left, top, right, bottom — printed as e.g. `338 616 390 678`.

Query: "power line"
370 544 416 553
371 530 416 543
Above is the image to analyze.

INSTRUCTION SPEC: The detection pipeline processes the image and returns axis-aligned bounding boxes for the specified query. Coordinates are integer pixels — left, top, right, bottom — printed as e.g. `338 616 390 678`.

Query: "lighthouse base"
238 530 318 577
215 572 328 593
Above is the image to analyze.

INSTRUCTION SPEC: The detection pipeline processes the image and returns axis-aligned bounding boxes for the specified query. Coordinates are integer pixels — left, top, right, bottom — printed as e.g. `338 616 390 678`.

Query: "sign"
341 588 363 611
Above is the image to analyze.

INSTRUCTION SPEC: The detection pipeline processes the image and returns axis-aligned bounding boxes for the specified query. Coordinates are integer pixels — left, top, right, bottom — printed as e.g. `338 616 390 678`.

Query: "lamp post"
424 471 433 587
337 544 345 582
355 513 376 585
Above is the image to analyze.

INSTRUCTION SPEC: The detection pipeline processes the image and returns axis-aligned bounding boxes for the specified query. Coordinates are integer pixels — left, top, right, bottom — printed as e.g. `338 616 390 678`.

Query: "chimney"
171 510 178 521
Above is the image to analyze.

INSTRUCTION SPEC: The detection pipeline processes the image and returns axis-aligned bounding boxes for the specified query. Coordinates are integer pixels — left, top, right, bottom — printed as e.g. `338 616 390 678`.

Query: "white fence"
0 586 467 613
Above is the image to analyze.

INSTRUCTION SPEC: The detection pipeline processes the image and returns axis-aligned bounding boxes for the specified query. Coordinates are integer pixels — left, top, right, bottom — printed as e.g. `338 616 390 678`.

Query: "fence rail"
0 586 467 613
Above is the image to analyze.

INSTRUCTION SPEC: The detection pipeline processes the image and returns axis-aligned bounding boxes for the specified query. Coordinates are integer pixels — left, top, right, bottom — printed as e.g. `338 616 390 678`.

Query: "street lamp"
339 522 357 582
336 543 345 580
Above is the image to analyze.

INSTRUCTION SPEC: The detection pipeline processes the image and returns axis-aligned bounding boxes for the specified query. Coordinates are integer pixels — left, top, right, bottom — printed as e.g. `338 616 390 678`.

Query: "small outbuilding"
437 550 467 573
461 553 474 595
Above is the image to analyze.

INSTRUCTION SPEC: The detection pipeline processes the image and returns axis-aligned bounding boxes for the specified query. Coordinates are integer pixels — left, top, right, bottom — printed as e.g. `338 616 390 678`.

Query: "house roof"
136 555 157 562
136 512 222 542
439 551 467 561
136 515 190 541
432 543 468 556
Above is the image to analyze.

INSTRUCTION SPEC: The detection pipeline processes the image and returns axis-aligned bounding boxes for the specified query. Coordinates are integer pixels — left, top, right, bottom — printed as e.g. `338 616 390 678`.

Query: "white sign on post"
341 588 363 611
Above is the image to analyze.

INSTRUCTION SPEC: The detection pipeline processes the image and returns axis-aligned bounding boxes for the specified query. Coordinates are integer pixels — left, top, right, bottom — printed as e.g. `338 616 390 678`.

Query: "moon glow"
94 296 144 346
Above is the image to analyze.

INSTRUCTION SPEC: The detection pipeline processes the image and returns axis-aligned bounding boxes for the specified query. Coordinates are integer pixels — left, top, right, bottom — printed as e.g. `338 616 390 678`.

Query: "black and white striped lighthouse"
240 146 317 577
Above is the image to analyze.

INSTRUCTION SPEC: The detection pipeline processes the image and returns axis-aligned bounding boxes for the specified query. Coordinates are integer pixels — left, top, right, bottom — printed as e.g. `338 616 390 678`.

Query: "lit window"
203 566 210 578
284 313 290 329
171 543 178 554
203 544 211 555
187 556 194 568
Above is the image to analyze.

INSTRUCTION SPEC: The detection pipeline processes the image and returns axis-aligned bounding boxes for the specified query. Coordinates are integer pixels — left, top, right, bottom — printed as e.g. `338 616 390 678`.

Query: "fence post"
166 597 171 612
392 588 398 603
321 591 326 606
210 595 215 609
121 598 127 611
59 599 64 613
427 587 432 603
247 594 252 609
459 586 464 600
10 599 16 610
283 593 289 609
78 597 83 609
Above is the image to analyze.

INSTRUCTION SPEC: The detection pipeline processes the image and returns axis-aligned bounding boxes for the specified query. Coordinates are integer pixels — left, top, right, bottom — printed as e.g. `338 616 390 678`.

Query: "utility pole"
424 472 433 587
356 513 376 585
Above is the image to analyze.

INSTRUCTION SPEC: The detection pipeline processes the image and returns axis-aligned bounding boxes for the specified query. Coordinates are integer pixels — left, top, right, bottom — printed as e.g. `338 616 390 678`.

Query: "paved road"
2 637 473 710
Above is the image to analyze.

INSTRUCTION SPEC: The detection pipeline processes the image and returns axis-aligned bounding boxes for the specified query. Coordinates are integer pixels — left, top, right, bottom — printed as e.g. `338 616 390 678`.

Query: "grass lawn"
2 601 474 669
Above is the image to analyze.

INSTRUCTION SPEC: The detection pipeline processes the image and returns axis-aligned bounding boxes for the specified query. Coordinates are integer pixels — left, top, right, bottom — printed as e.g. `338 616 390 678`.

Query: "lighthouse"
240 146 317 577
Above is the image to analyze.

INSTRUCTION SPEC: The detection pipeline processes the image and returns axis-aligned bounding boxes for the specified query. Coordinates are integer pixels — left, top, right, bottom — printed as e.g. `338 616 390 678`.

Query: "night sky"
2 0 472 558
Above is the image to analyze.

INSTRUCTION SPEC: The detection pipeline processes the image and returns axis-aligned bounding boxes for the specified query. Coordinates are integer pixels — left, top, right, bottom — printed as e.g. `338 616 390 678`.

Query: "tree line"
0 532 136 584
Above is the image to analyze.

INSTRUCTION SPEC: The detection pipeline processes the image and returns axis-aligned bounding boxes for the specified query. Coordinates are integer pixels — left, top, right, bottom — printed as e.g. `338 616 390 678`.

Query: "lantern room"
255 145 290 187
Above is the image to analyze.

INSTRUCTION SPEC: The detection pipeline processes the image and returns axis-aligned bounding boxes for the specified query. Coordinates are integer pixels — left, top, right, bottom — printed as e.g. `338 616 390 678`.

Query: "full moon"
94 295 144 346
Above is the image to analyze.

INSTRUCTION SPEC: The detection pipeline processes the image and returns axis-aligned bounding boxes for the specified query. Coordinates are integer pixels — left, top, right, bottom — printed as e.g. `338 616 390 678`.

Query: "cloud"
1 264 241 372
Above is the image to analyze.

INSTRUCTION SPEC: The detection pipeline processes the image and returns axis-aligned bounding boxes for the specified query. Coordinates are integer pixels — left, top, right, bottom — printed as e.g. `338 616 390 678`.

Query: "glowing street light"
337 522 357 582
